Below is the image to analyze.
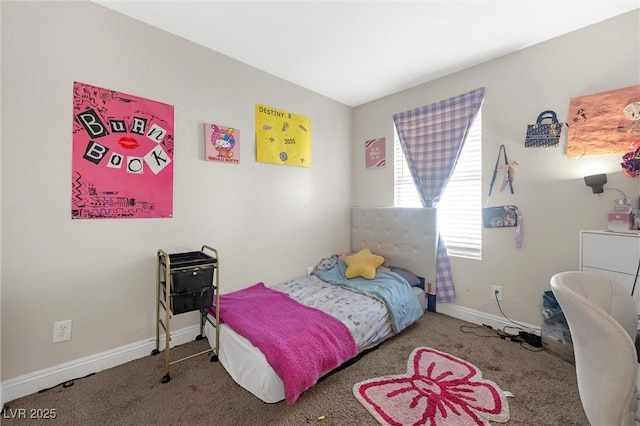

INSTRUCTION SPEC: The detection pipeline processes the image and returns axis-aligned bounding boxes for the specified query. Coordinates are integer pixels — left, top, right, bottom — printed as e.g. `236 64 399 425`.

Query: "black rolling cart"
151 245 220 383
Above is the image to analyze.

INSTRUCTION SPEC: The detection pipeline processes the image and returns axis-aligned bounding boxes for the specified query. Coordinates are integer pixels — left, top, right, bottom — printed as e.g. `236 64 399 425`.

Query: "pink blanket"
207 282 357 404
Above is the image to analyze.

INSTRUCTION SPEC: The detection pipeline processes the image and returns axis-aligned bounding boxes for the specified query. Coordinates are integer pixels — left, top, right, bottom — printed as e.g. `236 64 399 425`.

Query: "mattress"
204 276 425 403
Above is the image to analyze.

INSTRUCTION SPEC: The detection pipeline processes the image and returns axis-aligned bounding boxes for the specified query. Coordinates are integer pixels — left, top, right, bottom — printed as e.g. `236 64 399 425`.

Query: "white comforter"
271 275 393 351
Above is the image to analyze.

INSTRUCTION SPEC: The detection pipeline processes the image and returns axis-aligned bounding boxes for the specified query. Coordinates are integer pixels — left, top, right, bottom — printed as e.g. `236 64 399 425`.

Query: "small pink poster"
365 137 386 168
204 123 240 164
71 81 174 219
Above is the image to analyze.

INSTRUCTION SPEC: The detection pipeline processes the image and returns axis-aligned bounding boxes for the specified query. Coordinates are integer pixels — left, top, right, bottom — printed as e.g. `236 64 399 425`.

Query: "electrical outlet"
307 266 314 276
491 285 504 301
53 320 72 343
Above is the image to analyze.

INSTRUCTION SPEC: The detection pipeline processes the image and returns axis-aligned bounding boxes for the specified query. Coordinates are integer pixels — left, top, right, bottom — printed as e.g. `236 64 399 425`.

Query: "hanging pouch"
482 145 518 228
482 205 518 228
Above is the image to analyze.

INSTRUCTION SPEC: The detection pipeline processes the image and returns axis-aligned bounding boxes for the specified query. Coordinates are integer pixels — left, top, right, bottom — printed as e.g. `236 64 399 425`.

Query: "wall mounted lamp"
583 173 628 206
584 173 607 194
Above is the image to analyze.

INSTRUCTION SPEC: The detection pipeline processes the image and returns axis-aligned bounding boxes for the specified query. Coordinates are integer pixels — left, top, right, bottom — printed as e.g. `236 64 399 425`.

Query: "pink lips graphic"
118 136 140 150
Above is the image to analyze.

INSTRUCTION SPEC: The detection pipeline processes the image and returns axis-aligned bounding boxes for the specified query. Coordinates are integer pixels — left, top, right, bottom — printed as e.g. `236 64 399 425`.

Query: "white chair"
550 271 639 426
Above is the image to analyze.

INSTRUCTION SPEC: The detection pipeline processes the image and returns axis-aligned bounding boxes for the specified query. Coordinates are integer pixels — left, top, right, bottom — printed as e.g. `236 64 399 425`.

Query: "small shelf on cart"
160 251 217 269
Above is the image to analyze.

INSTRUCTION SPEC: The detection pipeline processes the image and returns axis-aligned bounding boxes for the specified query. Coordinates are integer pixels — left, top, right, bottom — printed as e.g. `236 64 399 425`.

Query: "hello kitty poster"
205 123 240 164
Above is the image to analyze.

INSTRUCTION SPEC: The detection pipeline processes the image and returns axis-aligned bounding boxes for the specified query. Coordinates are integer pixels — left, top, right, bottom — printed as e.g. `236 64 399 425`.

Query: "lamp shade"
584 173 607 194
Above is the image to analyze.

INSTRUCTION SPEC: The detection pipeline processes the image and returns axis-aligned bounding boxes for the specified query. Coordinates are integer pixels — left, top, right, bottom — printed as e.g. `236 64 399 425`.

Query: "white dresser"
579 230 640 311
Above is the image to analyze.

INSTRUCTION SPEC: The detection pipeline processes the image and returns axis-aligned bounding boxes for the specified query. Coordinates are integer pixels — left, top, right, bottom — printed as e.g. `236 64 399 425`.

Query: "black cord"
519 342 544 352
459 324 522 343
631 257 640 296
494 292 537 334
492 292 548 351
459 299 545 351
38 372 95 393
459 324 501 339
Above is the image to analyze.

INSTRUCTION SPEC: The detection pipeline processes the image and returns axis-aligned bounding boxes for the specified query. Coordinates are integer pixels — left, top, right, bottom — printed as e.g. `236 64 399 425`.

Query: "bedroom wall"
1 1 352 383
0 1 3 406
351 10 640 326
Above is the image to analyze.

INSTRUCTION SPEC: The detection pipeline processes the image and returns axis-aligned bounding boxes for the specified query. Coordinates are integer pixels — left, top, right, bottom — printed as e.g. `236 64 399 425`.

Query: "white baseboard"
436 302 540 334
2 305 537 406
1 324 202 405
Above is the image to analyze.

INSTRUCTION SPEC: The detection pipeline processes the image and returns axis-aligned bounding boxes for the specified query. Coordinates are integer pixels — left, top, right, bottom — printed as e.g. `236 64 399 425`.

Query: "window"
394 109 482 259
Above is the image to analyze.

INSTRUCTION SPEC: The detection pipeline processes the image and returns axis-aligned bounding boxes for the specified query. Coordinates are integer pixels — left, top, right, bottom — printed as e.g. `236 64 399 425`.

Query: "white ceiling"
94 1 639 107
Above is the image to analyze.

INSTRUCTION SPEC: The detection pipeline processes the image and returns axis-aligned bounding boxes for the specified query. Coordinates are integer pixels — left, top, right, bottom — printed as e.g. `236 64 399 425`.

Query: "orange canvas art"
567 84 640 158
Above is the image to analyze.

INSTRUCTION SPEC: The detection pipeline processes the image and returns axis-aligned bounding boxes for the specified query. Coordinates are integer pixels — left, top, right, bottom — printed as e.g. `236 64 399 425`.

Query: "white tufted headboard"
351 207 438 290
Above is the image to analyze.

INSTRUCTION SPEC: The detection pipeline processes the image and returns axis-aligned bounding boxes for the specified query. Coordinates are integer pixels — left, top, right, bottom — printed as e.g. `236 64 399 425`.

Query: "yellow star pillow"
344 248 385 280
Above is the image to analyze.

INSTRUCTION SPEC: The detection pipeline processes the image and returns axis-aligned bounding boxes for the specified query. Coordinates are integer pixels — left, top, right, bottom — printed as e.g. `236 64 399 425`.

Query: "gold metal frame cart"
151 245 220 383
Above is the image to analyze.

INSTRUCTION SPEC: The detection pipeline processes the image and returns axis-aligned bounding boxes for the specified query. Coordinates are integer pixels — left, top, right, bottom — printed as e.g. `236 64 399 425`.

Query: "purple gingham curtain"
393 87 485 303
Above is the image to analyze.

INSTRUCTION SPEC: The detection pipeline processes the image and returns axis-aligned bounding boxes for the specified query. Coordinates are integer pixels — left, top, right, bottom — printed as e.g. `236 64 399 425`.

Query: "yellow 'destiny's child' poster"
255 103 312 168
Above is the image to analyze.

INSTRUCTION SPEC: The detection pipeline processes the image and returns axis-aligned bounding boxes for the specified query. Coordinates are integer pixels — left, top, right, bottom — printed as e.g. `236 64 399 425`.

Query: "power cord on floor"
456 291 544 351
461 323 543 352
37 372 95 393
492 290 543 350
460 323 518 342
459 324 502 339
494 290 533 332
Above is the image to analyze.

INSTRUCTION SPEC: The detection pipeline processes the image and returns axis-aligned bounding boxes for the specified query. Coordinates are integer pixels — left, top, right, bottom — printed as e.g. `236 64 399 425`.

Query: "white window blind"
394 109 482 259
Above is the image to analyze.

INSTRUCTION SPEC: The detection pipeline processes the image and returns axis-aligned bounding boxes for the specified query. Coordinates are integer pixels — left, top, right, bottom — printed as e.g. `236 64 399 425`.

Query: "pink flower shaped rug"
353 347 510 426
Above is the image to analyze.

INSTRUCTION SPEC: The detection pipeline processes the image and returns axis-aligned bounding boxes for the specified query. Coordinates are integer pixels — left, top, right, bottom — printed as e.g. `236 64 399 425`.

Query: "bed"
204 207 438 404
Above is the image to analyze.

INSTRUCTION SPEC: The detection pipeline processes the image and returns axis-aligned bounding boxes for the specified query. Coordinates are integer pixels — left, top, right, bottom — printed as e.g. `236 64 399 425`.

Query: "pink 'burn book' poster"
71 81 174 219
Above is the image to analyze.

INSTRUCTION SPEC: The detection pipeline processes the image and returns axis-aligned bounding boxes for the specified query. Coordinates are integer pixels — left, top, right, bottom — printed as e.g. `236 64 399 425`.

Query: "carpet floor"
2 312 588 425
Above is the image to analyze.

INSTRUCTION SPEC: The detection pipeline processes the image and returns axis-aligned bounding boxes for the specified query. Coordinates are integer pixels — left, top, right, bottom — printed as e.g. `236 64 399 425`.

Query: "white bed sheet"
206 321 285 403
271 275 393 350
